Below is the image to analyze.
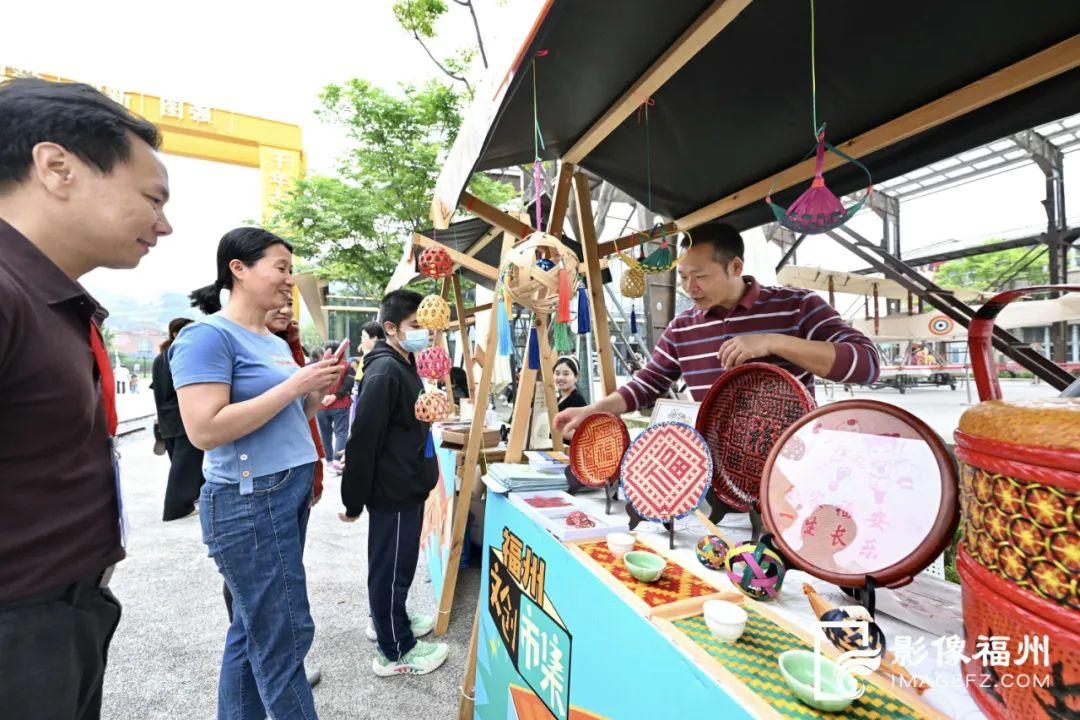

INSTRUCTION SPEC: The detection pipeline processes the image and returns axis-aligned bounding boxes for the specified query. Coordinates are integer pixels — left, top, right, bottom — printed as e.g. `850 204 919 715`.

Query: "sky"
3 0 1078 308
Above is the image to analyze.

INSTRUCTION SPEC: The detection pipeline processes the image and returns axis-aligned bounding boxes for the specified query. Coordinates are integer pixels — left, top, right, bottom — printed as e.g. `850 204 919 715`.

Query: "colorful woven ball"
417 294 451 330
418 246 453 279
500 232 580 313
820 607 886 659
695 535 730 571
416 346 451 380
621 267 646 298
726 542 786 600
414 390 451 423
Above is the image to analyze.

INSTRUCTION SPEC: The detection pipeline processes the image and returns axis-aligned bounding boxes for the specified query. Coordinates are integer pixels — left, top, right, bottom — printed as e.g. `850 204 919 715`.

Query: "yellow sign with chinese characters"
1 65 304 222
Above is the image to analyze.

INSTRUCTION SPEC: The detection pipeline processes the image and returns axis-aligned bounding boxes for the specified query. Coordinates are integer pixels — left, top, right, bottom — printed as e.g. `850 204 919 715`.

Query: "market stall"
409 2 1080 718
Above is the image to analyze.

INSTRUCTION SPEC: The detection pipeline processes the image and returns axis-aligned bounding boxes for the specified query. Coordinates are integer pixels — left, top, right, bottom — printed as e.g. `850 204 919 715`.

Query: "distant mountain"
97 291 198 332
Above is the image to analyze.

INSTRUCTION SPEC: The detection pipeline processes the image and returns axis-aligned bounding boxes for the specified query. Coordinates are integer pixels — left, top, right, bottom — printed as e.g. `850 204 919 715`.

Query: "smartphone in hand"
331 338 350 363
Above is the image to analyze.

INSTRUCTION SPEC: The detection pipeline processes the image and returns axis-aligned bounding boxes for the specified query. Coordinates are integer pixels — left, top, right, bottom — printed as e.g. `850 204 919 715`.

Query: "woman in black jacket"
152 317 204 520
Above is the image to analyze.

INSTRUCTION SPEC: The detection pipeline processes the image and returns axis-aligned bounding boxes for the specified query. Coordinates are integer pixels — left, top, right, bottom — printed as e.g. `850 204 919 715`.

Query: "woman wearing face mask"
169 227 341 720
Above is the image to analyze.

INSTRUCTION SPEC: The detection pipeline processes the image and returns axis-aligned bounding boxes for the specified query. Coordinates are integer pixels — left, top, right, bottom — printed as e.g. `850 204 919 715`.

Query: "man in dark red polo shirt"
555 221 879 434
0 78 171 719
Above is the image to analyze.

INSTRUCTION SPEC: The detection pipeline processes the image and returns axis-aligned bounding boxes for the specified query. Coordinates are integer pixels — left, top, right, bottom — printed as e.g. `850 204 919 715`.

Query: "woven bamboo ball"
416 347 451 381
820 607 886 658
695 535 730 571
417 294 451 330
621 267 646 298
414 390 451 423
726 542 786 600
418 246 453 279
500 232 580 313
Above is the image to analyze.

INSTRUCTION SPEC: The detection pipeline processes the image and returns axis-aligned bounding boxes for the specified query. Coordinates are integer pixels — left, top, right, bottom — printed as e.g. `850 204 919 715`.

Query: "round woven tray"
620 422 712 521
759 399 958 589
569 412 630 488
695 363 815 512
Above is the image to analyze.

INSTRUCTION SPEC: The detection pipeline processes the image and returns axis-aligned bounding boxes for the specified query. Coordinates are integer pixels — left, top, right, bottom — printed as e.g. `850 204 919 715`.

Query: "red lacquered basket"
954 285 1080 719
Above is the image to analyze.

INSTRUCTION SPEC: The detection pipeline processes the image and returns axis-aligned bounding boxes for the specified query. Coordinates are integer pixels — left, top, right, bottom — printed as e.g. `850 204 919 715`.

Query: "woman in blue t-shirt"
169 227 341 720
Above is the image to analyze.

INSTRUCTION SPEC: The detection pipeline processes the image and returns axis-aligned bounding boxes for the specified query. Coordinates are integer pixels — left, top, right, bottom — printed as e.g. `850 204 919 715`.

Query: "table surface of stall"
468 477 984 720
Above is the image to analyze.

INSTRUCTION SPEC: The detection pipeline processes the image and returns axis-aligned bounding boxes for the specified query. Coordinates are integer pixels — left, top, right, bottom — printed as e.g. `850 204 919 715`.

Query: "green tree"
932 242 1049 291
268 80 515 297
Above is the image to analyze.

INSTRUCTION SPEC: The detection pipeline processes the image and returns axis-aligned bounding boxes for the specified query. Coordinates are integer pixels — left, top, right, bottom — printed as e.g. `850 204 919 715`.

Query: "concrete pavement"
102 430 477 720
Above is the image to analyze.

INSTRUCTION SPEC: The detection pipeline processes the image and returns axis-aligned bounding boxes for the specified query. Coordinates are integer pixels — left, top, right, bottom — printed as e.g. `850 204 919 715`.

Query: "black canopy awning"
435 0 1080 231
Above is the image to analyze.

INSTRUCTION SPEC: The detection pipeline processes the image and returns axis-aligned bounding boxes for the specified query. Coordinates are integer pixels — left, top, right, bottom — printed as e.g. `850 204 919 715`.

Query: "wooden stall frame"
434 232 517 637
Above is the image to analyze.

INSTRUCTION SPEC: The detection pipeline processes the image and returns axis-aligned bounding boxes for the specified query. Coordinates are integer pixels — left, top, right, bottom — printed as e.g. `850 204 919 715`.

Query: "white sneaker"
366 610 434 641
371 640 449 677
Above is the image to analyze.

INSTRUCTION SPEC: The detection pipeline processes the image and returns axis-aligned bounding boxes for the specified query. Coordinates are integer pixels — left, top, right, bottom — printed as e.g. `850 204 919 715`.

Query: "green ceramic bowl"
623 551 666 583
777 649 862 712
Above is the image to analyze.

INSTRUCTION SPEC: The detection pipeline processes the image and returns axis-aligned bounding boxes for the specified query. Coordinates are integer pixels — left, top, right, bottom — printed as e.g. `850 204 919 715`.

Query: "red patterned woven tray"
577 539 719 607
620 422 711 521
570 412 630 488
695 363 815 511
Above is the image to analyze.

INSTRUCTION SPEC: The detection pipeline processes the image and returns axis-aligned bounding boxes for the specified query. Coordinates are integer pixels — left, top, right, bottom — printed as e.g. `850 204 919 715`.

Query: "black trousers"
162 434 205 521
367 504 424 661
0 580 121 720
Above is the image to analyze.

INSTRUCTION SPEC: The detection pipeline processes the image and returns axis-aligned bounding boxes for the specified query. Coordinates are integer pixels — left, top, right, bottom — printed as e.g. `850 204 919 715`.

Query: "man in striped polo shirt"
555 222 879 435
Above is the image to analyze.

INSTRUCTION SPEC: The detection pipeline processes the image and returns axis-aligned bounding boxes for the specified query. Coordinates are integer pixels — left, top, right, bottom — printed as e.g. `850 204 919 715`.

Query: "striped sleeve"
799 293 881 385
616 326 681 411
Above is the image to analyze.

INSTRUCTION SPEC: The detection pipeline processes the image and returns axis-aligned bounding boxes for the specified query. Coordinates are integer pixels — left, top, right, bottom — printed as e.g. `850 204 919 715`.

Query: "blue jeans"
200 463 317 720
316 408 349 460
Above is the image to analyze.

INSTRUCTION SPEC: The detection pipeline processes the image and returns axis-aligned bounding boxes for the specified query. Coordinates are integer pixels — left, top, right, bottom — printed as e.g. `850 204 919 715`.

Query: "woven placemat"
578 540 719 607
673 611 928 720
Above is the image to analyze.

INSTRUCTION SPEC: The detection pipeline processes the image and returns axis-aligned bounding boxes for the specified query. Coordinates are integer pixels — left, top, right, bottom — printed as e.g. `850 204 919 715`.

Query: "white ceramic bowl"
703 599 748 642
606 532 635 558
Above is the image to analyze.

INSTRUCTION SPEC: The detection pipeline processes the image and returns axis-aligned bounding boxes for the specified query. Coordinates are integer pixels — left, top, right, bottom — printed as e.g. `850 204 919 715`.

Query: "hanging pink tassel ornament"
556 268 571 323
766 129 872 235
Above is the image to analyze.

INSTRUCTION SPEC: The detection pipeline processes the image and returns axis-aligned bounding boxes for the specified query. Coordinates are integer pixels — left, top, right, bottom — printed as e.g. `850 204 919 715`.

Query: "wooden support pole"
463 303 493 318
434 233 514 636
439 278 456 416
675 34 1080 231
460 191 535 240
873 282 880 336
451 274 476 399
563 0 755 164
534 313 564 452
456 606 481 720
827 275 835 308
505 321 539 464
547 162 576 235
413 232 499 282
595 221 678 260
574 172 617 396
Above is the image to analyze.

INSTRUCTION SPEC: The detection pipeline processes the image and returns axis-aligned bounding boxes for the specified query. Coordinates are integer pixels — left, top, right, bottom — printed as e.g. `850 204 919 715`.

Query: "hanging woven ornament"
620 267 646 299
765 0 872 234
575 284 591 334
496 287 514 357
416 346 451 381
500 232 579 314
415 390 451 423
527 326 541 370
417 246 453 279
417 295 451 330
